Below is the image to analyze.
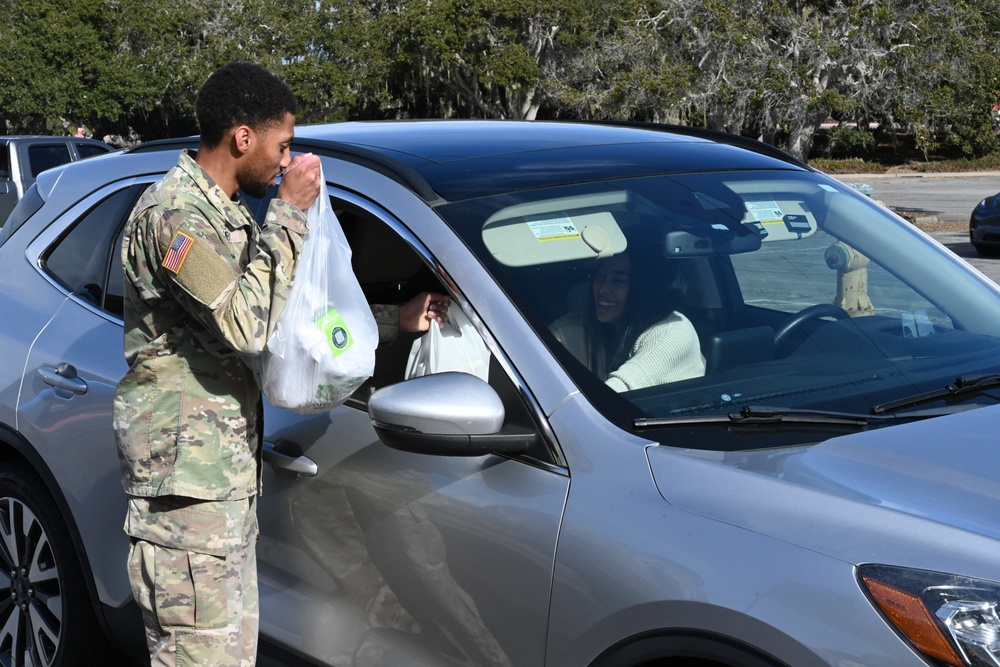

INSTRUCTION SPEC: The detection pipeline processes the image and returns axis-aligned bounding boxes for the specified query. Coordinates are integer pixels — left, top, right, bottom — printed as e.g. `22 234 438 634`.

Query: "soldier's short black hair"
195 62 297 149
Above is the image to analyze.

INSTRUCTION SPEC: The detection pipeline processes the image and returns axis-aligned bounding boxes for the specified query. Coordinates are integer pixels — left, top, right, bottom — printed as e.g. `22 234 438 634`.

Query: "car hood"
647 404 1000 565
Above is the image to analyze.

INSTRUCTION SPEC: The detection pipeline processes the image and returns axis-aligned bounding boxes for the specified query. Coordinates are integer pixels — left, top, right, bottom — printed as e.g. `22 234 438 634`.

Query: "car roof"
303 121 813 201
0 135 112 147
117 120 812 204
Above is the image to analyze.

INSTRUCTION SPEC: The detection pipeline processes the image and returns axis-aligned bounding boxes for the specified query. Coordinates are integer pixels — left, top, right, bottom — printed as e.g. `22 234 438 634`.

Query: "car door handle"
37 363 88 395
262 440 318 477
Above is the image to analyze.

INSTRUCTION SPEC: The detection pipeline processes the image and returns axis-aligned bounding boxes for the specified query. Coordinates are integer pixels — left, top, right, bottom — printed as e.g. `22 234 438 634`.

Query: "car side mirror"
368 372 536 456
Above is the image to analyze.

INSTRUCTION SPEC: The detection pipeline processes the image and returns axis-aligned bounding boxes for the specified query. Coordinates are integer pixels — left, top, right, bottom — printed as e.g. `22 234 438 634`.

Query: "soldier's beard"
237 150 275 199
239 178 269 199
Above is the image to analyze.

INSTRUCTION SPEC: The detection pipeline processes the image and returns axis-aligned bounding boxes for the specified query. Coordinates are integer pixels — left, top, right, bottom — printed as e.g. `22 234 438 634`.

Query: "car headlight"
859 564 1000 666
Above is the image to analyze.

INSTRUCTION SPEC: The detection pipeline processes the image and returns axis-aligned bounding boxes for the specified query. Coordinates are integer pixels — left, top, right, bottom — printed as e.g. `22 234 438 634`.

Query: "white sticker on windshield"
745 199 784 224
526 216 580 241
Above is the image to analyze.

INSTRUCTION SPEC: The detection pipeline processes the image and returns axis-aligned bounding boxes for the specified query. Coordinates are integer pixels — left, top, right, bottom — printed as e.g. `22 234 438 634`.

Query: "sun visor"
483 192 629 267
739 197 817 242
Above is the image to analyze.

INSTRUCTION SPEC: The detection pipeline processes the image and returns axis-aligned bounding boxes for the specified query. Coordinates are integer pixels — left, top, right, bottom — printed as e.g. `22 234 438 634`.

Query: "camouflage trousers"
126 495 259 666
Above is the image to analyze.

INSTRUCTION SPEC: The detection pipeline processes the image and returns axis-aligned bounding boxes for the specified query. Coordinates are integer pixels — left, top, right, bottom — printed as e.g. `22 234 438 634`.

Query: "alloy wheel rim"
0 497 61 667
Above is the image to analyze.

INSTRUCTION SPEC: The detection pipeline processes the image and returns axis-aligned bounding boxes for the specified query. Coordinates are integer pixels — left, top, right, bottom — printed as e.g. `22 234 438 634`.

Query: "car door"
17 182 143 609
255 190 569 667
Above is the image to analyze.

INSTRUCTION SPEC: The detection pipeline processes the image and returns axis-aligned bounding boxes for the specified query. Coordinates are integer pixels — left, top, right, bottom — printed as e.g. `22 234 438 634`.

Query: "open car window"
330 193 554 463
437 170 1000 451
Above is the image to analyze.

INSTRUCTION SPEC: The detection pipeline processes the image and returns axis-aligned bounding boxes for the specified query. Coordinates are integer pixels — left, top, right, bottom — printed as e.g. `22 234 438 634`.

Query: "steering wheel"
773 303 850 357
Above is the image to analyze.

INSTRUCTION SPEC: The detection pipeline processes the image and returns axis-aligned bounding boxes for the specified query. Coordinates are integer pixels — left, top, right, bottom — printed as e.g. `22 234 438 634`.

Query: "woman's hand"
400 292 451 332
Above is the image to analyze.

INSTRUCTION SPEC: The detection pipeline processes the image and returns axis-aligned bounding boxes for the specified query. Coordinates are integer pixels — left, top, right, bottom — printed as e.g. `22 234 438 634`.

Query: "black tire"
972 241 1000 258
0 462 103 667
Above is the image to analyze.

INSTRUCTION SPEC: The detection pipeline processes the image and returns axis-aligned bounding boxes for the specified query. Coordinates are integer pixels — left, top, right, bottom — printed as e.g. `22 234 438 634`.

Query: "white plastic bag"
261 166 378 413
405 307 491 382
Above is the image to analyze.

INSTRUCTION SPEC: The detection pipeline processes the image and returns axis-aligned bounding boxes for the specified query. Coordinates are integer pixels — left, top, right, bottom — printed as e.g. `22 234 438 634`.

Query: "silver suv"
2 120 1000 667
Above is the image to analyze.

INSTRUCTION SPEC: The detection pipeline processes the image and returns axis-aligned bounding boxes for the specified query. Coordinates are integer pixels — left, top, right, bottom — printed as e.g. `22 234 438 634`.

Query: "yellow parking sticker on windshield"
527 216 581 242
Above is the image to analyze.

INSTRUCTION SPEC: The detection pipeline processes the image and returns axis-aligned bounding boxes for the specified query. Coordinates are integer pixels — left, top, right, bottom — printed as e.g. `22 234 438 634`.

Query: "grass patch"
809 158 888 174
810 154 1000 174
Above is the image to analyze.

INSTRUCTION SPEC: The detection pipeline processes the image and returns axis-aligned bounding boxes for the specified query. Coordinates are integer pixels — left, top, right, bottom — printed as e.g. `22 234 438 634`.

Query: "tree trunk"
786 109 828 161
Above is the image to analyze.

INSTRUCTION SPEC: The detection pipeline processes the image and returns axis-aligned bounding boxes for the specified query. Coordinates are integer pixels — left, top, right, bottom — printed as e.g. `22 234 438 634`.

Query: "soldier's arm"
152 201 308 355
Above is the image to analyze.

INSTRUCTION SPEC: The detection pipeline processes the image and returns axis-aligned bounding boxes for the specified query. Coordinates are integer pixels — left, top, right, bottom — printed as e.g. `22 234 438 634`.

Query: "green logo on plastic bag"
316 308 353 356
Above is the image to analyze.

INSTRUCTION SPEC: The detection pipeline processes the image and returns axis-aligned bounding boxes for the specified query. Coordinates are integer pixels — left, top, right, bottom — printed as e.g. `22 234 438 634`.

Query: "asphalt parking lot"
832 172 1000 284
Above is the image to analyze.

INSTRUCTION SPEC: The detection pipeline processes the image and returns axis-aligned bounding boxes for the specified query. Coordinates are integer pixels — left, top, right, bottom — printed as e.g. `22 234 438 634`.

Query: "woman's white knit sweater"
604 312 705 392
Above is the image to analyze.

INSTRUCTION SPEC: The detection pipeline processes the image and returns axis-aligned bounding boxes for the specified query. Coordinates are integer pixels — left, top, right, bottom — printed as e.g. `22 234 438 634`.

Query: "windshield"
437 170 1000 450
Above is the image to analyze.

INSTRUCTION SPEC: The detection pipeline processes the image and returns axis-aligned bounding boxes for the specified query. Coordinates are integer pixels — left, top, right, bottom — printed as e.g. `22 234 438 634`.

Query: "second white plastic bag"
405 307 491 382
261 165 378 413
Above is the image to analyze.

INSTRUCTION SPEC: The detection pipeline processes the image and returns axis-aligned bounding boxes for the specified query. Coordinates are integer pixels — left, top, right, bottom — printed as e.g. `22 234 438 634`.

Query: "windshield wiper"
634 405 870 429
871 374 1000 415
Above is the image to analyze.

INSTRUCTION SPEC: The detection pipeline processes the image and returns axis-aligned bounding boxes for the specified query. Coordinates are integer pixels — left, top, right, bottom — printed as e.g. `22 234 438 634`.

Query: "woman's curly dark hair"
195 62 298 148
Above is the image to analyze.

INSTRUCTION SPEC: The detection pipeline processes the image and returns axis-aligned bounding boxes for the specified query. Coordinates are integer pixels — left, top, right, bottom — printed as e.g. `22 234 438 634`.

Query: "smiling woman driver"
551 239 706 392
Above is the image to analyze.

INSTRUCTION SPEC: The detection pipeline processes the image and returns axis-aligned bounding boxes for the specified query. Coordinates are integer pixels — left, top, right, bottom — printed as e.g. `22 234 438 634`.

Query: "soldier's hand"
277 153 322 213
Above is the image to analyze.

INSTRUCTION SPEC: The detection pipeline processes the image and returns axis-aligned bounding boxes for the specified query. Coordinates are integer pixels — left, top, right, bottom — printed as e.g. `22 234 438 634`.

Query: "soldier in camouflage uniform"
115 63 449 667
113 62 322 666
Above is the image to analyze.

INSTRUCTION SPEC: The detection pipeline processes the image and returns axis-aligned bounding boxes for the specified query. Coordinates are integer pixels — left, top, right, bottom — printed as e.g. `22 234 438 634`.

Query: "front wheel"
0 462 103 667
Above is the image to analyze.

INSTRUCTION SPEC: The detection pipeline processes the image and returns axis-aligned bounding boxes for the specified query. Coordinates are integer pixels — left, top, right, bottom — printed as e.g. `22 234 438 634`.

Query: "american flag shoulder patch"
162 231 194 274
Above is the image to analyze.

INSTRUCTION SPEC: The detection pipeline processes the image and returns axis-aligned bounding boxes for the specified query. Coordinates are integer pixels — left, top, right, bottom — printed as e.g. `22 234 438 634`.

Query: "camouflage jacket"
113 151 308 501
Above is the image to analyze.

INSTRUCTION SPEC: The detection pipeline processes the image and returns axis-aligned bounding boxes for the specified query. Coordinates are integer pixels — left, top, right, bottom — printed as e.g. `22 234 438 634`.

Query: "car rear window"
75 142 111 160
42 186 141 316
